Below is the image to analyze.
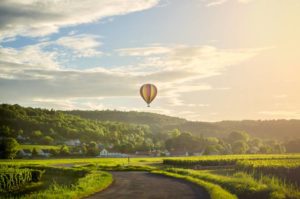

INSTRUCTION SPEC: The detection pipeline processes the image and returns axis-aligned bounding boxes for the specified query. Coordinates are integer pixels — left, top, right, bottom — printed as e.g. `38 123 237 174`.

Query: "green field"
1 154 300 199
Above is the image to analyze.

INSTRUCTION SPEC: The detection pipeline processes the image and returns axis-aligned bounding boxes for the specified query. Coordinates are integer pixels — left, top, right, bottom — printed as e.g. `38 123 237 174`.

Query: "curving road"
86 171 209 199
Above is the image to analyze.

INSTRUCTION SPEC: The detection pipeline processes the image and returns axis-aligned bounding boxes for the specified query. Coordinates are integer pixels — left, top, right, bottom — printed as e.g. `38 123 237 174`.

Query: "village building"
98 148 128 158
37 149 51 157
64 139 81 146
18 149 32 157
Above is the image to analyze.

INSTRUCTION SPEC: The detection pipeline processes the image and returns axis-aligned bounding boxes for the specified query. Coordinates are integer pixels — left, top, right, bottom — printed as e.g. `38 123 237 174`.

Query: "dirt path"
86 171 209 199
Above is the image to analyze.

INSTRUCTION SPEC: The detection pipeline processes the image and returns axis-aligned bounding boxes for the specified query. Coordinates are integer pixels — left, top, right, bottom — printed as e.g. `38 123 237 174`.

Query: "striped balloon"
140 84 157 107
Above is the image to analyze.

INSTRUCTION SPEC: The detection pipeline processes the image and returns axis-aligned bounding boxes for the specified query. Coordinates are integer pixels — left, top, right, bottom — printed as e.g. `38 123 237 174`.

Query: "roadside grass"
19 170 113 199
165 168 300 199
165 168 268 199
152 170 237 199
2 165 112 199
255 173 300 199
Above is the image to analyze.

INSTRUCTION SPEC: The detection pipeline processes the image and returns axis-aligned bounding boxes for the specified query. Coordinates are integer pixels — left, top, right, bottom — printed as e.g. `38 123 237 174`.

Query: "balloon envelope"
140 84 157 107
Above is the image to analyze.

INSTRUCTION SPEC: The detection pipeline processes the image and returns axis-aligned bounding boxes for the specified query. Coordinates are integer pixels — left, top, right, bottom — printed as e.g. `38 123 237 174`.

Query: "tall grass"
164 168 300 199
237 159 300 185
0 167 32 192
163 154 300 167
19 171 112 199
152 170 237 199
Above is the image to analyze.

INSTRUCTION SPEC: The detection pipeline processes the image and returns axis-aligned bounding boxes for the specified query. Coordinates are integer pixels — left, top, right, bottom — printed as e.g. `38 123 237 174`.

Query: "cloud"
0 45 59 71
0 41 264 119
117 45 172 56
116 44 263 78
31 97 105 110
203 0 254 7
0 0 160 40
55 34 103 57
0 34 104 77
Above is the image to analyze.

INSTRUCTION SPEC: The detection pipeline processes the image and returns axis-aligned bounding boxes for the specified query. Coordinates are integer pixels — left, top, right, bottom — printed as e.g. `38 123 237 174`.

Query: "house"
17 135 26 141
162 150 170 156
37 149 51 157
99 148 108 156
169 150 189 157
190 150 205 156
248 146 260 154
98 148 128 158
65 139 81 146
135 151 151 156
18 149 32 157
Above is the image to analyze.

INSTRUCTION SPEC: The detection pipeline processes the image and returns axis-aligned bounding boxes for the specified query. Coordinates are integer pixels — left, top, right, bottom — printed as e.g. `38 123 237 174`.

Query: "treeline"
0 104 299 159
164 129 286 155
0 104 157 153
64 110 300 140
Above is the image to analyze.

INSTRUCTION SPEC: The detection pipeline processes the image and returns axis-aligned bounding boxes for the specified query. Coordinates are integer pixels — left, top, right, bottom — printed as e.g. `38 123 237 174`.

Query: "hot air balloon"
140 84 157 107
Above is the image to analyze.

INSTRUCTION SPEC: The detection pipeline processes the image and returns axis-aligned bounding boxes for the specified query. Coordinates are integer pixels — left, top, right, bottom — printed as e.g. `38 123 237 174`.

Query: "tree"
273 144 286 153
232 140 249 154
227 131 250 143
31 130 43 143
168 129 181 138
165 132 203 152
49 148 59 156
0 125 11 137
285 139 300 153
203 145 220 155
87 141 99 156
0 138 19 159
81 144 87 155
205 137 219 145
42 136 54 145
32 147 38 157
248 138 263 148
259 145 272 153
59 145 70 156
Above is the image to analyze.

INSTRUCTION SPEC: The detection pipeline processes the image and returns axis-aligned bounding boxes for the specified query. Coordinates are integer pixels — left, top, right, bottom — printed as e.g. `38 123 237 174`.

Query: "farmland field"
1 154 300 199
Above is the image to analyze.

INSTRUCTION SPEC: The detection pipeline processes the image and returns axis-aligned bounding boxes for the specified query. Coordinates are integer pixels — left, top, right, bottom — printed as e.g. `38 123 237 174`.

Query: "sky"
0 0 300 121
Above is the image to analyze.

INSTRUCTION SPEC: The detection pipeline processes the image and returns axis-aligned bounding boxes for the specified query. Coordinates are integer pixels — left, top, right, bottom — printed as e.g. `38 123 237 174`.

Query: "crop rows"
0 167 32 192
163 154 300 167
237 159 300 185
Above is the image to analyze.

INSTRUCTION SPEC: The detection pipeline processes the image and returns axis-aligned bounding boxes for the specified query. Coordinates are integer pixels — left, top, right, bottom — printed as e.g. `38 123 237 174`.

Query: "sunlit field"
1 154 300 199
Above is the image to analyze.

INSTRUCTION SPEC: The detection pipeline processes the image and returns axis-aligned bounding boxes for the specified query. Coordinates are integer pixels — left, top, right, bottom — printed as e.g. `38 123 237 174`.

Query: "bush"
0 137 20 159
31 170 45 182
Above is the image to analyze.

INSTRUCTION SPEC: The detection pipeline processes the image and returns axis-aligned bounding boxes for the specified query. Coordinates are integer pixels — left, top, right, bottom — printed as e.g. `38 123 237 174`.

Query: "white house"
17 135 26 141
37 149 51 157
98 149 127 158
99 149 108 156
18 149 32 157
164 150 171 156
65 139 81 146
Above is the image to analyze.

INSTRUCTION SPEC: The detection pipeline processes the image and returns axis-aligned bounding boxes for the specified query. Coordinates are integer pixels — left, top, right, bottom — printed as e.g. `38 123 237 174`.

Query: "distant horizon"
2 103 300 123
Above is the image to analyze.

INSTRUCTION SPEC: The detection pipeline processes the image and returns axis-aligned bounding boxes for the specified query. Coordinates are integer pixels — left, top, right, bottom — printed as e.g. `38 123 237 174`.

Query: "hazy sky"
0 0 299 121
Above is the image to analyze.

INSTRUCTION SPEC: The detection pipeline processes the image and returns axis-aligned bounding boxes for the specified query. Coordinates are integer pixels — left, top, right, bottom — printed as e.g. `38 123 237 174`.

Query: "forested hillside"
65 110 300 140
1 104 300 156
0 104 158 152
